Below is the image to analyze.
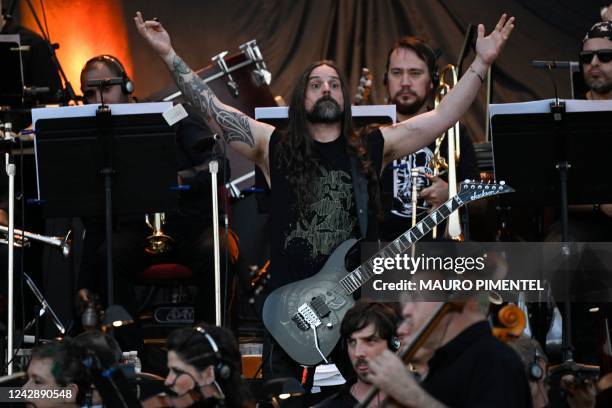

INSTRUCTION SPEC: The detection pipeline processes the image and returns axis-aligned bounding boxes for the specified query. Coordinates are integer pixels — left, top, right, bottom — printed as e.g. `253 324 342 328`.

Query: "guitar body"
262 239 357 366
261 181 513 367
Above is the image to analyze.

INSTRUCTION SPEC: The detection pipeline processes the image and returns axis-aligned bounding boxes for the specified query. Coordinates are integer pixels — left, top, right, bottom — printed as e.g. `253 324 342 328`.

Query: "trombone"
431 64 462 240
0 225 71 258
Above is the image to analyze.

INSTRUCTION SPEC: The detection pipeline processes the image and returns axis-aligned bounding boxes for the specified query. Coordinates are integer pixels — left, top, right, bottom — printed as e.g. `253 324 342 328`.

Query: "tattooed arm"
134 11 273 178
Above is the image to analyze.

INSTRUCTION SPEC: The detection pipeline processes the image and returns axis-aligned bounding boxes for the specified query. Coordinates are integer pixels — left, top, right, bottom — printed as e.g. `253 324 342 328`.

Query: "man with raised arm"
134 10 514 386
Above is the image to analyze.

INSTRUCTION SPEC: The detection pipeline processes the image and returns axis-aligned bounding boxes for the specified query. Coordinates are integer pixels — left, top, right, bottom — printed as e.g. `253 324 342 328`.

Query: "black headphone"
192 325 231 381
383 38 440 89
81 54 134 95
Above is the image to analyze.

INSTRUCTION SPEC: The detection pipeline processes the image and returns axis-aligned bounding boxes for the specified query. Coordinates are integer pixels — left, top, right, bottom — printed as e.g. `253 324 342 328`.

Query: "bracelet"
469 66 485 84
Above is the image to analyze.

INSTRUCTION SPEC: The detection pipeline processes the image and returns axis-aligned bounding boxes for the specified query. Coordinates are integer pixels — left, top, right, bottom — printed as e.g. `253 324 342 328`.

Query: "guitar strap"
349 155 369 239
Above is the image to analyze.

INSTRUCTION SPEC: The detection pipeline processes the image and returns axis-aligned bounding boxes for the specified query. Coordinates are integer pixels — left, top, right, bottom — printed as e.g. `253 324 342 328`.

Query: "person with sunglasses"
581 21 612 101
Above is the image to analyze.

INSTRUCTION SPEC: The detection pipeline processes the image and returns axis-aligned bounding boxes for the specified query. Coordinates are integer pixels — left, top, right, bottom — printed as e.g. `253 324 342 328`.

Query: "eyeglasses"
579 49 612 64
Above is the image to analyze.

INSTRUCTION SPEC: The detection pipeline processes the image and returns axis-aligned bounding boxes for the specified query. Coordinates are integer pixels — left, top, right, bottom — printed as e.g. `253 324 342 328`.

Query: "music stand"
491 98 612 361
0 34 25 107
32 102 176 309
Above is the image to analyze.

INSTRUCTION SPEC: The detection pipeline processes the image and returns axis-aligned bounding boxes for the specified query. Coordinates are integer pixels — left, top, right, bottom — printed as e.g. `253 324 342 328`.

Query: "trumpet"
0 225 71 258
431 64 462 240
144 213 174 255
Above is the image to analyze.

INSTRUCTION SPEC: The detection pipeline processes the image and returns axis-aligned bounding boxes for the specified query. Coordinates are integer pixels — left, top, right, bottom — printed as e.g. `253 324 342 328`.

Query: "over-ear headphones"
389 335 401 352
81 54 134 95
527 347 544 381
193 325 231 381
383 37 440 89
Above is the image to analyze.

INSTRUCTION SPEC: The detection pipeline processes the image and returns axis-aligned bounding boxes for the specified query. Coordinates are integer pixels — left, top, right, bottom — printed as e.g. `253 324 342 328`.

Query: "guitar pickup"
310 296 330 318
291 312 310 331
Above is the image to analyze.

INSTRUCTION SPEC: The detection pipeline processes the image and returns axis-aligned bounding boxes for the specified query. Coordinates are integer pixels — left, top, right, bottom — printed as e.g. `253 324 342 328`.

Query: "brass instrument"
431 64 462 240
0 225 71 257
144 213 174 255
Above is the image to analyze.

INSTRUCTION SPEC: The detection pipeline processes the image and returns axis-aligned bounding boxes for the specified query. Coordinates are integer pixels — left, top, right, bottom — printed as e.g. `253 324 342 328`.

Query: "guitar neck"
339 196 464 294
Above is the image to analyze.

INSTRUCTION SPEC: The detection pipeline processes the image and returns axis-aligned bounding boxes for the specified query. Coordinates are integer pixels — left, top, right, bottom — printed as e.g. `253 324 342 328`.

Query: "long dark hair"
276 60 380 218
167 325 252 408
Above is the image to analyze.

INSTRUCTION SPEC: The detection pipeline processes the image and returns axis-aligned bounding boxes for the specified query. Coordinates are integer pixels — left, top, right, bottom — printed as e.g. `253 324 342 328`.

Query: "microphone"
85 77 124 88
530 60 572 69
24 86 51 96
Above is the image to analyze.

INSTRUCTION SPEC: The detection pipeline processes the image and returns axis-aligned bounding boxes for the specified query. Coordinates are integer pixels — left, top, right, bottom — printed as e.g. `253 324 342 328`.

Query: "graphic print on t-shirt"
392 146 434 218
284 167 355 263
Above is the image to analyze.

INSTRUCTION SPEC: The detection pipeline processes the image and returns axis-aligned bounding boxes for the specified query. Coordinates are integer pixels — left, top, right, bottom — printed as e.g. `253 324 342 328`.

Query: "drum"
155 39 277 117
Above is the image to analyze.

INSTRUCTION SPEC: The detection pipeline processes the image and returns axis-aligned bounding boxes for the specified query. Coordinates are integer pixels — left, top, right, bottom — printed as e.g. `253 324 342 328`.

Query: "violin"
491 303 527 343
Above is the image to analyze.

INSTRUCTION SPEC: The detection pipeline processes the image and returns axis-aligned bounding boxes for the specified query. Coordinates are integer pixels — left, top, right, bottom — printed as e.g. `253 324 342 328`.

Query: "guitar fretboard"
339 196 463 294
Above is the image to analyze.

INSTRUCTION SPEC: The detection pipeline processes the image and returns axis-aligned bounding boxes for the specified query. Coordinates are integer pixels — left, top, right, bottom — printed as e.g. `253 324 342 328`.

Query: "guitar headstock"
457 179 514 203
354 67 373 105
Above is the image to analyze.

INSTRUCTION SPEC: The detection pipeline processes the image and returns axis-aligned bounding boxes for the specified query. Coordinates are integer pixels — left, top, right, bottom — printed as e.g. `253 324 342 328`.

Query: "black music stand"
491 99 612 361
35 106 177 309
0 34 24 107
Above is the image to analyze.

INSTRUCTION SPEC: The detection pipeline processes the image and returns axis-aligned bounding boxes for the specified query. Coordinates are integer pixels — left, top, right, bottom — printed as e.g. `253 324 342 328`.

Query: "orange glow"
19 0 132 97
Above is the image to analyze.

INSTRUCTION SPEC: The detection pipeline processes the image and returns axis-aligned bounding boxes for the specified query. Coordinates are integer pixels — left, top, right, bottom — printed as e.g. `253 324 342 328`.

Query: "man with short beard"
315 301 400 408
379 37 478 241
134 10 514 389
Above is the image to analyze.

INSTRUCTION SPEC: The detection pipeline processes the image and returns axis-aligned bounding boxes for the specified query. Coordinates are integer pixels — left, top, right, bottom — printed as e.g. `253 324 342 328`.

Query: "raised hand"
475 14 515 66
134 11 173 60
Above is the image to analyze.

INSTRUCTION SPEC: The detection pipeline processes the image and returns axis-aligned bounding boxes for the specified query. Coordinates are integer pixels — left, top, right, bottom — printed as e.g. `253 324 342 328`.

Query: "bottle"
130 351 142 374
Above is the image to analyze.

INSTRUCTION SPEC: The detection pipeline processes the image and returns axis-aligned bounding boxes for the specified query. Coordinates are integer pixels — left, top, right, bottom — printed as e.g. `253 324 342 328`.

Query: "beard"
391 89 427 116
353 358 371 384
306 95 343 123
585 74 612 94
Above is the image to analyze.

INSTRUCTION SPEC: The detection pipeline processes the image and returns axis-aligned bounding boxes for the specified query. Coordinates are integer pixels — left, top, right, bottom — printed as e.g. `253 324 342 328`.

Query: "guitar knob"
326 322 333 329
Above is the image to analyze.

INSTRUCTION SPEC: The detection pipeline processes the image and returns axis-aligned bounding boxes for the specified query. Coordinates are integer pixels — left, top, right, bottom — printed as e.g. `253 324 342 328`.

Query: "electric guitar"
262 180 514 365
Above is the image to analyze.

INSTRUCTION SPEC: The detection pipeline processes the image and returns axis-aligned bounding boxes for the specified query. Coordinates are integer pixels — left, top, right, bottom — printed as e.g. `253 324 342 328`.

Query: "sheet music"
489 98 612 118
31 102 172 128
31 102 172 201
255 104 397 123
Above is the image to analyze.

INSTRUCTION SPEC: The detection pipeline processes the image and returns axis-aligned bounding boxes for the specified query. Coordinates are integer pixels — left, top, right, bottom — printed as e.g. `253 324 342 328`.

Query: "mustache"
394 88 417 98
315 94 341 107
354 358 368 367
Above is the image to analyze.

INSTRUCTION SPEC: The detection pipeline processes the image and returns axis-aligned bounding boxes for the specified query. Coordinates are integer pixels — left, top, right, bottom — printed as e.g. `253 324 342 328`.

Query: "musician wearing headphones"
76 55 232 342
364 269 532 407
163 324 254 407
379 37 478 242
22 341 88 407
508 337 550 408
316 300 400 408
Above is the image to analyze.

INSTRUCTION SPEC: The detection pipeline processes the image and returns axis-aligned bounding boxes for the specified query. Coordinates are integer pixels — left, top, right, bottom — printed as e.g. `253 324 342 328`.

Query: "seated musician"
365 267 532 407
76 55 233 347
158 324 254 408
22 340 88 407
316 300 400 407
508 337 550 408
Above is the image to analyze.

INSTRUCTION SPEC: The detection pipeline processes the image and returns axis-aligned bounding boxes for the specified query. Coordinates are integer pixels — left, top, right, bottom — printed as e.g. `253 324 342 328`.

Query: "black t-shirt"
313 379 358 408
267 129 384 290
379 127 478 241
421 321 532 408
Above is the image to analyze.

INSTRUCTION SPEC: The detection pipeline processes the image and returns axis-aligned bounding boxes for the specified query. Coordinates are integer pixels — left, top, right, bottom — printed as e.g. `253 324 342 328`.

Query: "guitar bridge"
291 303 322 332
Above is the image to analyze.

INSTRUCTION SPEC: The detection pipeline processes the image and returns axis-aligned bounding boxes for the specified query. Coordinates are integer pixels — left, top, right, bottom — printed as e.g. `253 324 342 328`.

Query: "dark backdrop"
117 0 607 142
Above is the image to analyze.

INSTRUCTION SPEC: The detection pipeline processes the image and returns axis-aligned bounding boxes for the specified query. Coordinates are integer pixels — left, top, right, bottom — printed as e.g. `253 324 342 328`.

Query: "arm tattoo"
170 55 255 148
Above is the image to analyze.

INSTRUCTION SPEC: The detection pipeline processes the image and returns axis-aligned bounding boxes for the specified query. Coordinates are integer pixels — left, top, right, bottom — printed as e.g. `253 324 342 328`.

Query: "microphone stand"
22 0 77 103
210 150 222 326
2 122 16 374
